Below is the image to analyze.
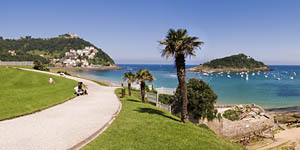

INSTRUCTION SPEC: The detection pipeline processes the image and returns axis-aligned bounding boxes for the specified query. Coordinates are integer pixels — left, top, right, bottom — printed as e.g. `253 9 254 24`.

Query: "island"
0 32 119 70
187 53 270 73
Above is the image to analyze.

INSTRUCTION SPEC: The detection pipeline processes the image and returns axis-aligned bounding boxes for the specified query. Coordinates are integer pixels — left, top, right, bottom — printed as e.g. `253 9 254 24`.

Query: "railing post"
156 92 159 106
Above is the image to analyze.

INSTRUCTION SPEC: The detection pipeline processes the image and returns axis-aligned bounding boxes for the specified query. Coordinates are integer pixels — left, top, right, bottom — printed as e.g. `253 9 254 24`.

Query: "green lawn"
0 67 77 120
82 88 243 150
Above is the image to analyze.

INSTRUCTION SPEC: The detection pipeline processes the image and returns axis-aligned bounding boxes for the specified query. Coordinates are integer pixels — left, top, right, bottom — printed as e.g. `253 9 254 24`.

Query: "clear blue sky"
1 0 300 65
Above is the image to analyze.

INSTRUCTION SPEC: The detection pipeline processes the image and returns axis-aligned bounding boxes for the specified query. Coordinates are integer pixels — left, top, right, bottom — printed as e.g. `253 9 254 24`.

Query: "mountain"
0 33 115 66
188 53 270 72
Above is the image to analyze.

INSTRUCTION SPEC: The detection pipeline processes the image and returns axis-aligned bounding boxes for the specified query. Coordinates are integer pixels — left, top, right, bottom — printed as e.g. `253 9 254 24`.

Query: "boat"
294 72 297 76
246 75 249 80
252 73 255 76
264 75 268 78
241 74 244 77
290 77 294 80
227 75 231 78
203 73 209 76
276 78 280 80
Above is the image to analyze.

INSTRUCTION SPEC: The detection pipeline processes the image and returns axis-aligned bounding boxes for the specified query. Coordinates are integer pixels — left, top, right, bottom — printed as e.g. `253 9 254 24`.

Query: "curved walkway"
0 69 121 150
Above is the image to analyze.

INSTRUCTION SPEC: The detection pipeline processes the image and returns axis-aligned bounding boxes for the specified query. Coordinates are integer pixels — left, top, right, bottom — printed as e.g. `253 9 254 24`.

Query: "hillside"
82 88 243 150
0 66 77 120
188 53 270 72
0 33 115 66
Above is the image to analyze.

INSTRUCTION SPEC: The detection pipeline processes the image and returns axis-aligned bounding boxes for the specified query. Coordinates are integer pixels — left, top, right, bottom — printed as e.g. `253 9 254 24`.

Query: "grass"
82 88 243 150
0 65 33 69
0 67 77 120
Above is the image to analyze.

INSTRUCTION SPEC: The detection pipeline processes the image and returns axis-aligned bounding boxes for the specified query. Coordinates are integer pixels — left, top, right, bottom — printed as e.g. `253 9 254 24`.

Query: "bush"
159 94 174 105
145 84 150 92
33 60 49 71
174 78 218 121
151 84 157 94
222 109 242 121
57 70 71 76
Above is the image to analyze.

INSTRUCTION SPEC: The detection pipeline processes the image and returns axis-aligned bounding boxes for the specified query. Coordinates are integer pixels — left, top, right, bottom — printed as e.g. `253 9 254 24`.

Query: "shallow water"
75 64 300 108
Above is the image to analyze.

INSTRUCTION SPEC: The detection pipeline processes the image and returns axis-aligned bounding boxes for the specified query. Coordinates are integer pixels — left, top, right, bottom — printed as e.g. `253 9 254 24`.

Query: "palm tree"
135 69 155 103
122 72 136 96
159 29 204 123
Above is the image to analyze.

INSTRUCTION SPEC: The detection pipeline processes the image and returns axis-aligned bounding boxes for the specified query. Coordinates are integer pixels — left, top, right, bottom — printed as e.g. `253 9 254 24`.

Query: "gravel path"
0 69 121 150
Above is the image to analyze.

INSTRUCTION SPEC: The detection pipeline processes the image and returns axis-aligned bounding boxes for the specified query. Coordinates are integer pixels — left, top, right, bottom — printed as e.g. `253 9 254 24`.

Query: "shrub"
174 78 218 121
159 94 174 105
33 60 49 71
151 84 157 94
57 70 71 76
222 109 242 121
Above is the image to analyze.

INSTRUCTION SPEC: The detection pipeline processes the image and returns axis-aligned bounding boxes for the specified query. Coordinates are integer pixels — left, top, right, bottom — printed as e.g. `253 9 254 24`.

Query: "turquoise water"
75 64 300 108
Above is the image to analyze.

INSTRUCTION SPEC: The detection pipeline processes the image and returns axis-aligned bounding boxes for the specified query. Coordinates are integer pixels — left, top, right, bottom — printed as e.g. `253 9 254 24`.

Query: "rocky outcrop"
192 104 275 139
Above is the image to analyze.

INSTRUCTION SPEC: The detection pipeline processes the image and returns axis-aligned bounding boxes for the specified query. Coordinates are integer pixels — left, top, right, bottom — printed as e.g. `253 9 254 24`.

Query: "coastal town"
5 46 100 68
50 46 99 67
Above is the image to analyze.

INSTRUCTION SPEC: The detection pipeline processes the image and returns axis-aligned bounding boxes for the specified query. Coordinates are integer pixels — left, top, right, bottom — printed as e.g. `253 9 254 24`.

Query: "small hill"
188 53 270 72
0 33 115 66
82 88 243 150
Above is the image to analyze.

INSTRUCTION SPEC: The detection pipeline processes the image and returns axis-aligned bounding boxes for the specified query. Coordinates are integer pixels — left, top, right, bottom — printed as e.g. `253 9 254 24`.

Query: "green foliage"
0 36 115 65
175 78 218 121
145 84 150 92
56 70 71 76
159 94 174 105
151 84 157 93
122 72 135 83
222 109 242 121
202 53 267 69
33 60 49 71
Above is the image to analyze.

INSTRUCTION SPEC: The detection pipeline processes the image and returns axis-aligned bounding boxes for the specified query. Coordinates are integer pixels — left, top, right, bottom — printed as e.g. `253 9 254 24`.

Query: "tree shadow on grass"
127 99 141 103
134 107 180 122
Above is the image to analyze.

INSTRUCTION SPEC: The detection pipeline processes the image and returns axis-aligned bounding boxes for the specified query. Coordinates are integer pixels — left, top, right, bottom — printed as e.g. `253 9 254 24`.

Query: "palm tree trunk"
128 83 132 96
140 81 145 103
176 54 189 123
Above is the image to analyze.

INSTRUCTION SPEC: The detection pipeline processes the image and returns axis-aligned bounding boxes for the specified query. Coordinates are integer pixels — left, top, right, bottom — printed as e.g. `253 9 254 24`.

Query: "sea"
74 64 300 108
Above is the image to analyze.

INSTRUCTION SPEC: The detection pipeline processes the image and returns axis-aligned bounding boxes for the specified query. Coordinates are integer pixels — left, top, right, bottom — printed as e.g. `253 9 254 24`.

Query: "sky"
1 0 300 65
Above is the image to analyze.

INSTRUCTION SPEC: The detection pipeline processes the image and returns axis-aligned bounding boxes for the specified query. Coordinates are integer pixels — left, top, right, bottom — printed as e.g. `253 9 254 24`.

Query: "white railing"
0 61 33 66
146 92 172 113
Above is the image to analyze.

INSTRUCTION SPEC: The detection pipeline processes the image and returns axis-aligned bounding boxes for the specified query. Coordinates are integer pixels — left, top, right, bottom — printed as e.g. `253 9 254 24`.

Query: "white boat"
264 75 268 78
227 75 231 78
246 75 249 80
252 73 255 76
203 73 209 76
290 77 294 80
241 74 244 77
276 78 280 80
294 72 297 76
257 72 260 75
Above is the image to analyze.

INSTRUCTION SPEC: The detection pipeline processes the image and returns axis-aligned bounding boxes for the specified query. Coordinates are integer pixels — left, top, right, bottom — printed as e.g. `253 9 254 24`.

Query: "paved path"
0 69 121 150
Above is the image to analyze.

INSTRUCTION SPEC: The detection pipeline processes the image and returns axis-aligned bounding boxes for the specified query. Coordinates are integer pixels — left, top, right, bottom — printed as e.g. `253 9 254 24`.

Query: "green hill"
0 34 115 66
82 88 243 150
188 53 270 72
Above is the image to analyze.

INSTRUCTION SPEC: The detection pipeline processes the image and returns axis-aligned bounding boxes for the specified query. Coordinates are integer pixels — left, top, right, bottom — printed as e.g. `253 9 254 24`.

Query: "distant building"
8 50 16 56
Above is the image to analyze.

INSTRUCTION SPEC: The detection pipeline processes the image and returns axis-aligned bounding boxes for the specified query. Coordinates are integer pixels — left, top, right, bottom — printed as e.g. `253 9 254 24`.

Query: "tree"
159 29 204 123
122 72 136 96
33 60 49 71
135 69 155 103
175 78 218 121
